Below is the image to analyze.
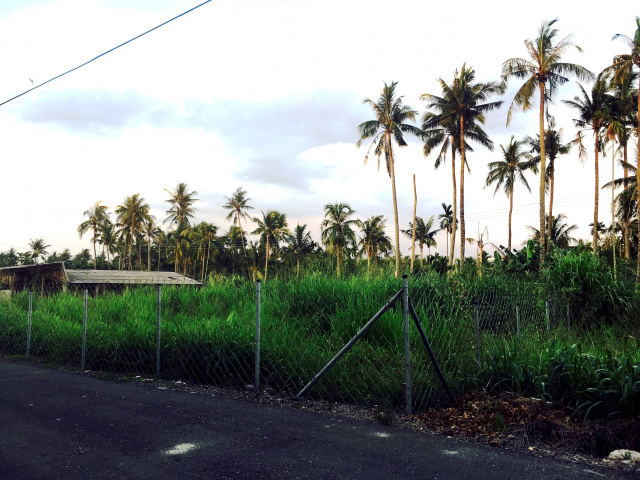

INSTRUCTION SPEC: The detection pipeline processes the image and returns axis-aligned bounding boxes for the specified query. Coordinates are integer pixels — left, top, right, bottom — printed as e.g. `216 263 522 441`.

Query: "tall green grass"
0 273 638 417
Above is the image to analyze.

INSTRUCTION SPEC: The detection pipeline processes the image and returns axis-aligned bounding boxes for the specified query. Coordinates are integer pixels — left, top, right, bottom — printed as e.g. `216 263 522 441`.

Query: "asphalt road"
0 359 633 480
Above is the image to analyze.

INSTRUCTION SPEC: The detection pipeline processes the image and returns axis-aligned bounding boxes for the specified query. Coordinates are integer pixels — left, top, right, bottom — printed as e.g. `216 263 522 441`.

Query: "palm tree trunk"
636 88 640 282
264 235 269 282
419 244 424 267
336 245 341 278
549 160 555 239
538 82 547 261
237 212 246 254
623 143 630 259
459 117 466 266
92 237 97 270
410 174 417 274
508 184 514 251
593 133 599 253
148 237 152 272
297 255 300 278
367 250 371 275
450 143 457 266
387 132 401 277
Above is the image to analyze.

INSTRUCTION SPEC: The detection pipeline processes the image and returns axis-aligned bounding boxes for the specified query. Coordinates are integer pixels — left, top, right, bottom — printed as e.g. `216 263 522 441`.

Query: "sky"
0 0 638 259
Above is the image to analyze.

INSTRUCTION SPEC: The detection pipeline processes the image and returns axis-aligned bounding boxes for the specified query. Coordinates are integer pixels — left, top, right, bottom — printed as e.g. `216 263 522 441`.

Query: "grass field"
1 272 638 418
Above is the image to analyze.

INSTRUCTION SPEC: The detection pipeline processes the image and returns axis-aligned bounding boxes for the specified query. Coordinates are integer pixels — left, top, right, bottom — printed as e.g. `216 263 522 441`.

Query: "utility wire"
0 0 212 107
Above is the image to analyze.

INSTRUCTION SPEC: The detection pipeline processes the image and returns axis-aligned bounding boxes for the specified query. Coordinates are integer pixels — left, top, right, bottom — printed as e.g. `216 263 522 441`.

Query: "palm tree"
223 187 254 254
438 203 455 261
115 194 153 270
502 19 593 259
604 158 637 259
164 183 199 231
284 224 316 278
320 203 358 278
527 214 578 249
485 136 537 250
98 221 116 269
402 216 439 267
589 221 607 246
357 81 423 276
28 238 50 265
606 18 640 276
524 116 573 231
421 64 503 265
563 72 614 252
252 210 289 282
78 201 110 269
194 222 218 282
421 103 478 266
143 221 162 272
358 215 392 274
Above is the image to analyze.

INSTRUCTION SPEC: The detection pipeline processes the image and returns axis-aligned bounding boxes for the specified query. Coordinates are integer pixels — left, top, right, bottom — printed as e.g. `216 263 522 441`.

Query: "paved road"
0 359 632 480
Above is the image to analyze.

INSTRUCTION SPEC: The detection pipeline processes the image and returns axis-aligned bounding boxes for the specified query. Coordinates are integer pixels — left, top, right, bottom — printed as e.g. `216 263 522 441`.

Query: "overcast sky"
0 0 637 258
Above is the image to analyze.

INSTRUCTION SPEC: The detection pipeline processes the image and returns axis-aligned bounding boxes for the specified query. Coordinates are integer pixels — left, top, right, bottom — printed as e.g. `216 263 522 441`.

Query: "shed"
0 263 201 292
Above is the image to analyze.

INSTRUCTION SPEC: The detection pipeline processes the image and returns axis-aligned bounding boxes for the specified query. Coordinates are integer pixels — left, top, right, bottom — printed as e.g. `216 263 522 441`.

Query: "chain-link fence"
0 276 574 413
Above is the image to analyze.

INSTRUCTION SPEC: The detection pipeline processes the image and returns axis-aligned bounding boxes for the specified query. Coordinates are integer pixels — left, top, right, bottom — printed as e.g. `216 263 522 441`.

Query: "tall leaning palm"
320 203 358 278
78 201 110 269
563 73 613 252
164 182 199 231
357 81 423 276
606 17 640 279
223 187 254 254
421 64 503 265
502 18 593 259
485 136 537 250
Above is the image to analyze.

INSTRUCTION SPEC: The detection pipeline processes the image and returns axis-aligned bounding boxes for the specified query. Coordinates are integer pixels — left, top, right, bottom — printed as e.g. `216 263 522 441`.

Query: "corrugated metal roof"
65 270 201 285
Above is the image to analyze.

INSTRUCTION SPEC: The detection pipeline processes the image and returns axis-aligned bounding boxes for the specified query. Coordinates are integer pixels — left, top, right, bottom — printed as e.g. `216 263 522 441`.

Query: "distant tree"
485 136 537 250
78 201 110 269
402 216 439 266
223 187 254 254
115 194 153 270
358 215 392 274
28 238 50 265
252 210 289 282
164 183 199 230
527 214 578 249
320 203 358 278
437 203 455 261
284 224 316 278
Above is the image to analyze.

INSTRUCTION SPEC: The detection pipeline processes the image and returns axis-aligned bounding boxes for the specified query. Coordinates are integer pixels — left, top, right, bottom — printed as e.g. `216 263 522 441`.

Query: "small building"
0 263 201 293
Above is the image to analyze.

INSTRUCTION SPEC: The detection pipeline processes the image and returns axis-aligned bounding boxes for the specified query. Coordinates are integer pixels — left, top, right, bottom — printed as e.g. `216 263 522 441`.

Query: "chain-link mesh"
0 275 577 413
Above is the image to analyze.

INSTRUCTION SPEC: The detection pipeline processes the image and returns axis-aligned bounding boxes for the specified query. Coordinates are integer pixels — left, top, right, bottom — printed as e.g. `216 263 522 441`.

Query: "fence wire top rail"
65 270 201 285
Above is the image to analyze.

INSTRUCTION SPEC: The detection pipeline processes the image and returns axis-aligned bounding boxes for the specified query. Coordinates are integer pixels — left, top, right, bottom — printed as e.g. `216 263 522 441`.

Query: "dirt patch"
411 390 640 459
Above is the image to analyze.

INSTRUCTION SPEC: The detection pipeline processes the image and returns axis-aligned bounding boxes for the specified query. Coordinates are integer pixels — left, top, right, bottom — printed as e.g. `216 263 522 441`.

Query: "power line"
0 0 212 107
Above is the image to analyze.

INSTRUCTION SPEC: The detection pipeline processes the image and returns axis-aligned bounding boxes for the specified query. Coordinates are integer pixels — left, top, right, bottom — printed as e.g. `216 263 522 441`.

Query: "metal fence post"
545 300 551 332
402 275 411 414
255 280 261 395
81 289 88 371
156 284 162 377
473 303 480 366
515 304 521 354
26 291 33 359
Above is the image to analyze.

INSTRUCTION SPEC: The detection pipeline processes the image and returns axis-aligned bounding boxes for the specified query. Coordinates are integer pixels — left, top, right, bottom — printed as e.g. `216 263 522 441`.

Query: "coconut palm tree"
222 187 254 254
485 136 537 250
527 214 578 249
164 182 199 231
143 221 162 272
421 64 503 265
28 238 49 265
421 102 486 266
603 159 637 259
357 81 423 276
115 194 153 270
320 203 358 278
524 116 573 231
284 224 316 278
402 216 439 266
502 19 593 259
193 222 218 282
605 17 640 278
357 215 392 274
563 72 614 252
438 203 455 262
98 221 116 269
252 210 289 282
78 201 110 269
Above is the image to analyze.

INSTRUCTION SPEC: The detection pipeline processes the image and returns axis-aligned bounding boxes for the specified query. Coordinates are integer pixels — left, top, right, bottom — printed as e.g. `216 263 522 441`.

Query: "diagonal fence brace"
408 298 455 405
295 289 404 399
